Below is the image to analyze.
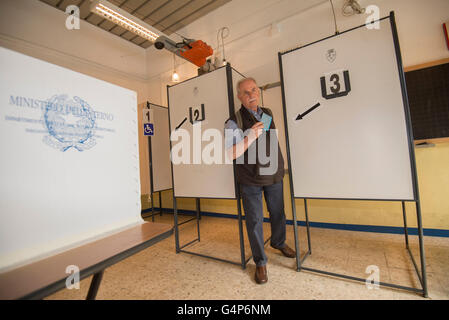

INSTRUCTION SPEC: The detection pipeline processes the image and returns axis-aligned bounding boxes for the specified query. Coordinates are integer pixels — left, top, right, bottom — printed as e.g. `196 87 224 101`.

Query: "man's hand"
227 122 264 161
247 122 264 143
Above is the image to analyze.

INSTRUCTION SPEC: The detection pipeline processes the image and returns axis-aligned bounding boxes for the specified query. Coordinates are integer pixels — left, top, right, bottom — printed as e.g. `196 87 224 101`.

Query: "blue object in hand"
260 113 272 131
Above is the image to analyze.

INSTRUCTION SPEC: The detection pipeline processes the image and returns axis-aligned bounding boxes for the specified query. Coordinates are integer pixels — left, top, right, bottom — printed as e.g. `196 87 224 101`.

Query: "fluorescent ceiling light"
89 0 213 68
90 0 165 42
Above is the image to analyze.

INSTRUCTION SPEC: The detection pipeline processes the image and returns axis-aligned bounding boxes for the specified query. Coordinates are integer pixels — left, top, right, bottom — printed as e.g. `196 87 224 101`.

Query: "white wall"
2 0 447 111
146 0 449 106
0 0 150 103
141 0 449 175
0 0 161 196
1 0 447 198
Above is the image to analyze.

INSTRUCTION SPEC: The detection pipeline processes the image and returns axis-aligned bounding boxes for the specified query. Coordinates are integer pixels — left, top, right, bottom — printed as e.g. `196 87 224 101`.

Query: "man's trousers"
240 180 287 267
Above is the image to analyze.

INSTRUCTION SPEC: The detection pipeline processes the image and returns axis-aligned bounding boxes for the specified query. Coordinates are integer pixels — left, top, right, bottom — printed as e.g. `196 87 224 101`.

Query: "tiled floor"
46 214 449 300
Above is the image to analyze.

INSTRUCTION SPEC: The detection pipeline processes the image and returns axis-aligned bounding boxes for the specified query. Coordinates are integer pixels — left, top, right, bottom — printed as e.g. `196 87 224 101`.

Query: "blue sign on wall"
143 123 154 136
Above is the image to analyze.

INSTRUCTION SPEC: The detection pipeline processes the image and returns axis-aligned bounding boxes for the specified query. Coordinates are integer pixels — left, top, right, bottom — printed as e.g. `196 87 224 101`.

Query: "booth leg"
401 201 410 249
304 199 312 255
86 270 104 300
415 201 428 298
291 197 301 272
236 190 246 270
151 193 155 222
174 197 180 253
196 198 201 242
159 192 163 216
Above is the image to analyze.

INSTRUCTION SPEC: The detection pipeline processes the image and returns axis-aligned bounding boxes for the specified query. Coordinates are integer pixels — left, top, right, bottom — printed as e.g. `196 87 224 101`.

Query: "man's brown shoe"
274 244 296 258
255 265 268 284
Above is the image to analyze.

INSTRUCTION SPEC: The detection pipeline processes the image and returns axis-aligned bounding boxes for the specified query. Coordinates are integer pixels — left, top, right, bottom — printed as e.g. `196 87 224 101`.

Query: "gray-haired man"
224 77 295 284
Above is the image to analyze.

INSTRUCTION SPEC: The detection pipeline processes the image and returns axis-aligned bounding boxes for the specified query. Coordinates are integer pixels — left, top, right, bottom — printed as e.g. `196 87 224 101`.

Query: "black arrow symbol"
296 102 321 120
175 117 187 130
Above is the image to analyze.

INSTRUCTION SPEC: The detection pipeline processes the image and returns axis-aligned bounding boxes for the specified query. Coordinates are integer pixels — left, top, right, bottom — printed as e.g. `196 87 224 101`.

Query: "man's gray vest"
227 105 284 186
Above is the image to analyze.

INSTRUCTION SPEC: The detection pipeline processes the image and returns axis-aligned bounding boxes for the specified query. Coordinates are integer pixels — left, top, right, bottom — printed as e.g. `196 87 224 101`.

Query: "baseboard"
141 207 449 238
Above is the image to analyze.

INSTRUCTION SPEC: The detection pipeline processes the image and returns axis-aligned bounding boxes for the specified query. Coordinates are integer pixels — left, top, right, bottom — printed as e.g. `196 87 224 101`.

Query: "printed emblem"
43 94 96 152
326 49 336 63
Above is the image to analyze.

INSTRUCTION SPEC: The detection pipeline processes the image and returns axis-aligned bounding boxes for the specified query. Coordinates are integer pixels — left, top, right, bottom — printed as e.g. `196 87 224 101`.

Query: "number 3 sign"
320 70 351 99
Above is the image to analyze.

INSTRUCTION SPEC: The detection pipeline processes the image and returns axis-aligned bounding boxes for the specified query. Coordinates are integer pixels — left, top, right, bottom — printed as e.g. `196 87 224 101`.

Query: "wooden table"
0 222 173 300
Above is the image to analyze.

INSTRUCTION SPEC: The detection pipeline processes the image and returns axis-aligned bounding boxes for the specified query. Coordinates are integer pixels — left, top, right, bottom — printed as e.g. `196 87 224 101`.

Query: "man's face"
238 79 260 110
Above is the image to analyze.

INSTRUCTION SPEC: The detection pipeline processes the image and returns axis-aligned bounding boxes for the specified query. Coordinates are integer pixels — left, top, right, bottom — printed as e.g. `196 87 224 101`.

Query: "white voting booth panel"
280 18 414 200
0 47 142 272
261 86 288 169
150 105 173 192
168 66 243 199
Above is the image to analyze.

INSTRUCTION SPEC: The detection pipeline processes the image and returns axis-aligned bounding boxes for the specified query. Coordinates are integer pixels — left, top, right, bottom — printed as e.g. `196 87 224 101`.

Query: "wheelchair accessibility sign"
143 123 154 136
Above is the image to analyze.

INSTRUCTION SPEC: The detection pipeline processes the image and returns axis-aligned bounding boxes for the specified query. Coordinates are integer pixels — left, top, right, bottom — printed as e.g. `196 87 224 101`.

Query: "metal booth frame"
278 12 428 297
167 64 272 269
141 102 173 221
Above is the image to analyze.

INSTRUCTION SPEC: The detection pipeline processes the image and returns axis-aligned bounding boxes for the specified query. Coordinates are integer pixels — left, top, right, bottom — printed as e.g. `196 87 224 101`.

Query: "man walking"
225 77 295 284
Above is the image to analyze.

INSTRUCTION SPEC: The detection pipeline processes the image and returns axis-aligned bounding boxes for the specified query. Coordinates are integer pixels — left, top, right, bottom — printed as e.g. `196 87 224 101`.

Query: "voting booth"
167 64 252 268
0 47 172 299
279 12 427 296
141 102 173 221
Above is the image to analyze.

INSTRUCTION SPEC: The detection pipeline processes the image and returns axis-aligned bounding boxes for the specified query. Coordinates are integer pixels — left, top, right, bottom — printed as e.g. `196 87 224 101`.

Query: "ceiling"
40 0 231 49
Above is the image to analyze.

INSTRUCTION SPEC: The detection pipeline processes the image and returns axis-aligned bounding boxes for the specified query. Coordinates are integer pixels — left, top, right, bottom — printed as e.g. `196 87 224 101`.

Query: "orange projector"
179 40 213 67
